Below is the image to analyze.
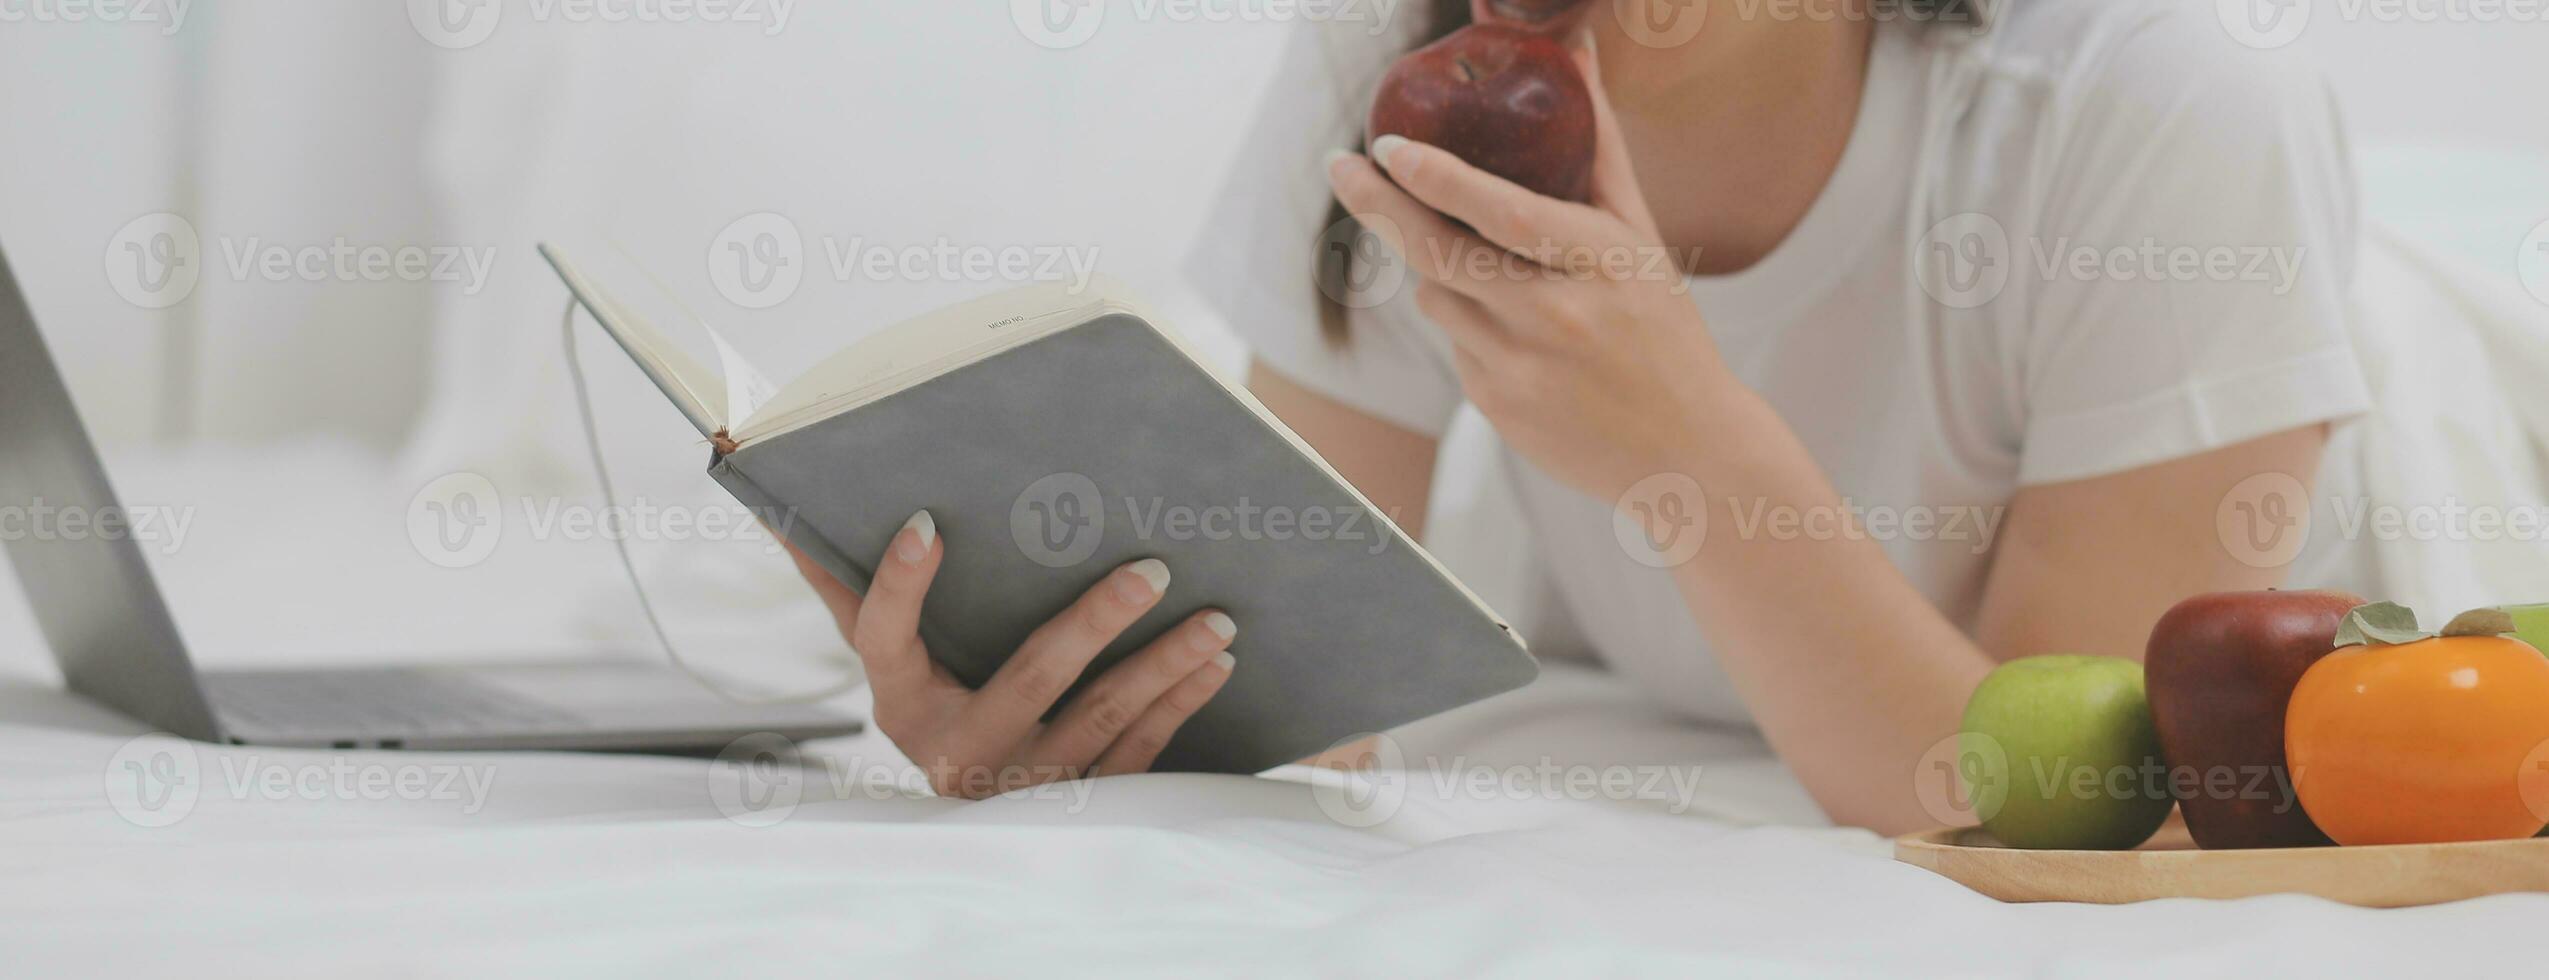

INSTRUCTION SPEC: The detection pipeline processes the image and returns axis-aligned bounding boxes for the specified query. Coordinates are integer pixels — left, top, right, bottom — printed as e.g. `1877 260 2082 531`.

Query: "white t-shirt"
1189 0 2387 725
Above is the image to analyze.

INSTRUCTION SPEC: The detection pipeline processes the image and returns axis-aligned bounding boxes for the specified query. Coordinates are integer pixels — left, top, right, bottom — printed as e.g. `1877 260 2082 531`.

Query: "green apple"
2498 603 2549 657
1959 654 2173 850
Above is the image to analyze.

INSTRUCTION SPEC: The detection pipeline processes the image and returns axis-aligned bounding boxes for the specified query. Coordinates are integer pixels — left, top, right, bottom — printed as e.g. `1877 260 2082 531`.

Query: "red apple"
1481 0 1590 28
2143 589 2364 849
1368 23 1596 204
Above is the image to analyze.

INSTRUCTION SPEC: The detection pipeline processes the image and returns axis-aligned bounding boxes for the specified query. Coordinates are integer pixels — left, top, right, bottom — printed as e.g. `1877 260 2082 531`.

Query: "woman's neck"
1591 8 1876 274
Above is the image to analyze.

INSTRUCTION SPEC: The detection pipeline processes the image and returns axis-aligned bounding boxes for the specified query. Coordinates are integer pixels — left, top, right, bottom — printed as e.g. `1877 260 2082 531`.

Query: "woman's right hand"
785 510 1238 798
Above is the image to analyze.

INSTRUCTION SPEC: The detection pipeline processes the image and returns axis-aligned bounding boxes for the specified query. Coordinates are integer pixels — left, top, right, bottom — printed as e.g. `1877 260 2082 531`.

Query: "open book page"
543 241 1164 449
539 242 737 438
729 276 1163 445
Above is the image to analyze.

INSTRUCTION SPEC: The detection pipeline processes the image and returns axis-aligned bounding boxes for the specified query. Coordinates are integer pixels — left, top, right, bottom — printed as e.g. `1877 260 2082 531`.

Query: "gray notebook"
539 244 1536 773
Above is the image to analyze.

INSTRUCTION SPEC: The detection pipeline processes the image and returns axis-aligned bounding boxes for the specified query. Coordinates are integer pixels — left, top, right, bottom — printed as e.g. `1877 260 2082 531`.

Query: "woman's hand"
786 511 1238 798
1325 39 1735 503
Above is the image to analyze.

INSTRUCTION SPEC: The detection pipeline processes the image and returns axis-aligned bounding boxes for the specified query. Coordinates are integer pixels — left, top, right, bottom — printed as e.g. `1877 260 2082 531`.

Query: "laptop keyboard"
206 669 581 738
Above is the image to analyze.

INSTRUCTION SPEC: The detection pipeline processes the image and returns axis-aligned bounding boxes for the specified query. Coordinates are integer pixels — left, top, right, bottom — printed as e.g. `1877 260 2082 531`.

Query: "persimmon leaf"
2441 607 2518 637
2336 601 2429 647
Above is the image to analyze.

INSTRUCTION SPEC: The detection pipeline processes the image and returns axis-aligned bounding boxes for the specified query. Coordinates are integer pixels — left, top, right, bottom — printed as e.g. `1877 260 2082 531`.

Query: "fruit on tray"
2287 603 2549 846
1960 654 2174 850
1367 23 1597 204
2144 590 2363 850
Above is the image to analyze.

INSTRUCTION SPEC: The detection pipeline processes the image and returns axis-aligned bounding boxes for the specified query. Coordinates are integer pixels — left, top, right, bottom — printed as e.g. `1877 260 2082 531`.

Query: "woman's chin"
1473 0 1594 34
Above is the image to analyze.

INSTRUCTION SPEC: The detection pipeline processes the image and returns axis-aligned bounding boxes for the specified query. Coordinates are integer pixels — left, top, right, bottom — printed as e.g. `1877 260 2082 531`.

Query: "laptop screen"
0 243 222 739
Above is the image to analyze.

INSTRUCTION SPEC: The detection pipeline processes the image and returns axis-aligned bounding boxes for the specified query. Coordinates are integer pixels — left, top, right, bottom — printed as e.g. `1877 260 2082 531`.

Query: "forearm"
1247 363 1438 541
1660 386 1993 833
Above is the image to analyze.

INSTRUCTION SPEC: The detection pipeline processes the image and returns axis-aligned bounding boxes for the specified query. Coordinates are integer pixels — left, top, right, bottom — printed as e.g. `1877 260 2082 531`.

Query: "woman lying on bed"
790 0 2547 832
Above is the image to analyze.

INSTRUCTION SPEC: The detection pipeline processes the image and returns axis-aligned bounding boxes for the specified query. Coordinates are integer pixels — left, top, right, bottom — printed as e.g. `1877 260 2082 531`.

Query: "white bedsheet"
2 447 2542 977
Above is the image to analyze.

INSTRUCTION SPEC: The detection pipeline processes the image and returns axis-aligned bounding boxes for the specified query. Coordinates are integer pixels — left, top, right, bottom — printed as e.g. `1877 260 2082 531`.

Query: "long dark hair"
1311 0 1972 345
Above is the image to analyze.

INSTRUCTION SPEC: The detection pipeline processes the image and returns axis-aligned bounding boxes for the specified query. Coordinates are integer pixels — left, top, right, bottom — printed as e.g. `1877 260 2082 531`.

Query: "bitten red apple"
1368 23 1596 204
1482 0 1590 27
2143 589 2364 849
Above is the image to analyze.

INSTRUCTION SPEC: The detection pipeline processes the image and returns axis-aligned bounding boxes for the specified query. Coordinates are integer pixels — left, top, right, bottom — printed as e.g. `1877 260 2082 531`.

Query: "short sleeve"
1182 22 1464 439
2012 19 2371 485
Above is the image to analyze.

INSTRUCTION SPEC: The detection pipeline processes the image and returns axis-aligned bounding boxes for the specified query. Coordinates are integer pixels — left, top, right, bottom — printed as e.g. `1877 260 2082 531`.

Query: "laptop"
0 241 862 751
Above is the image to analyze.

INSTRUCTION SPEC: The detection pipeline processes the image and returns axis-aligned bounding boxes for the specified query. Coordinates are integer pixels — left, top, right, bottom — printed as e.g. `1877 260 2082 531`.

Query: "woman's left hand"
1326 40 1737 503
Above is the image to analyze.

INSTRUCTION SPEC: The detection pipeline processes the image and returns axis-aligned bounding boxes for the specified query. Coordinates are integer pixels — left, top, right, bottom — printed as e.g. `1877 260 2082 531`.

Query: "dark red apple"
1482 0 1590 28
1367 23 1596 204
2144 589 2365 849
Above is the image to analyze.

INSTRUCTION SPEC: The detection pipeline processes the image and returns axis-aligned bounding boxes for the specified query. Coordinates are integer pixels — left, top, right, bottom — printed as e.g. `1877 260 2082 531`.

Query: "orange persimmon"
2286 603 2549 846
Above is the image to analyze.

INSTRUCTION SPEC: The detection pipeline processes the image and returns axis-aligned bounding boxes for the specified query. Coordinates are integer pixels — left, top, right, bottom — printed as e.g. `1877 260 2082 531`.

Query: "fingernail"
1369 134 1413 175
1323 147 1355 174
896 510 935 564
1211 650 1237 672
1192 611 1237 651
1117 558 1171 601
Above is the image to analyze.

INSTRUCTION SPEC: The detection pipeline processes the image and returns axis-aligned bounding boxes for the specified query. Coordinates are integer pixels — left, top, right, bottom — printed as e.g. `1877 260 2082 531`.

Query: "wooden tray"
1896 823 2549 907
